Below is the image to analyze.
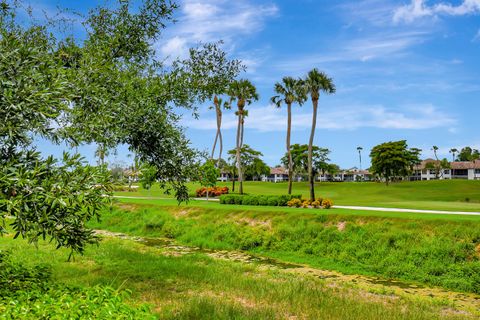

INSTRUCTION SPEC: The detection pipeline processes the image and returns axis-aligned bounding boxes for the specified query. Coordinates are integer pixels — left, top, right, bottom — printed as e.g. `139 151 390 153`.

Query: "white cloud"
158 0 278 60
393 0 480 24
159 36 188 60
183 104 456 132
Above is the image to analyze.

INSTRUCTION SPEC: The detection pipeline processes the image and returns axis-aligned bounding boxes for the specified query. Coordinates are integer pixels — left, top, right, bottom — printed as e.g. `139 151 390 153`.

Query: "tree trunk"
239 114 245 194
206 188 209 202
235 109 243 195
308 99 318 201
287 103 293 195
217 110 223 168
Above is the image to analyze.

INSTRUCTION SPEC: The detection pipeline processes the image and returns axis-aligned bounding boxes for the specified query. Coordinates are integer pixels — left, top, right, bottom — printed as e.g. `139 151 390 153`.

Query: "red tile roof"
270 167 287 175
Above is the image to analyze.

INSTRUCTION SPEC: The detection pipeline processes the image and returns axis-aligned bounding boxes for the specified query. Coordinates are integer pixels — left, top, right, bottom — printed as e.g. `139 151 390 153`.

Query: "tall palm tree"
357 146 363 171
432 145 441 179
228 79 259 194
449 148 458 162
271 77 306 195
303 69 336 201
210 96 230 166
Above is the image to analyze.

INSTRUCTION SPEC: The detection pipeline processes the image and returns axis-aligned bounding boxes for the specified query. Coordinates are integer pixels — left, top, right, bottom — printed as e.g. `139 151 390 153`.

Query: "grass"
89 199 480 295
115 179 480 212
0 233 473 320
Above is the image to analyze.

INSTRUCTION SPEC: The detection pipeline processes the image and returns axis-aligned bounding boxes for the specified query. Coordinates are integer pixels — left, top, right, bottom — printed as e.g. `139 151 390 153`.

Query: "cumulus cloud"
183 104 456 132
393 0 480 24
158 0 278 60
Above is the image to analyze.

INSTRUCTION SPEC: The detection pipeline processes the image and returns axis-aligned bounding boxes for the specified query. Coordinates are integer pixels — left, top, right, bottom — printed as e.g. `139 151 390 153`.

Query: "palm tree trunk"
235 110 243 195
287 103 293 195
239 114 245 194
217 110 223 168
308 100 318 201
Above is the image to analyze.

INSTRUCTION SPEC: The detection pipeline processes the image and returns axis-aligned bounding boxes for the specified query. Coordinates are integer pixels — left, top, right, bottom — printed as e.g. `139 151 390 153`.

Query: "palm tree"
432 145 441 179
228 79 259 194
210 97 230 167
303 69 336 201
449 148 458 162
357 146 363 171
271 77 306 195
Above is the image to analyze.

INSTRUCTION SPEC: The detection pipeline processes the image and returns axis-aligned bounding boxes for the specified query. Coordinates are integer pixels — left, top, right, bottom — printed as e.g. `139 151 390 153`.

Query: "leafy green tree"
457 147 480 161
198 160 220 201
369 141 421 185
228 80 259 194
303 69 336 201
245 158 270 181
227 145 266 182
180 42 244 166
271 77 306 194
0 0 235 254
281 144 330 180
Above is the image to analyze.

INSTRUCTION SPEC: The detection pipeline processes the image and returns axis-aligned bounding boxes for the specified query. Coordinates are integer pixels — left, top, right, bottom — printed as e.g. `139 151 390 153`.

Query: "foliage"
281 144 331 176
322 199 333 209
139 163 158 191
0 251 154 319
0 152 112 256
220 194 301 206
196 186 229 198
457 147 480 161
369 140 421 185
198 160 220 188
228 145 268 180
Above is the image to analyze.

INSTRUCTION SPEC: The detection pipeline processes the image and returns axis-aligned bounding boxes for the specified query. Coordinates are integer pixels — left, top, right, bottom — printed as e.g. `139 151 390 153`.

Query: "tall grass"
89 204 480 294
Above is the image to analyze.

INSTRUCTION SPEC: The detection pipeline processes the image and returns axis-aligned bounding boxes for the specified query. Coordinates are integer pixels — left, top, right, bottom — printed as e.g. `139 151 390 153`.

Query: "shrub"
196 186 229 197
316 197 324 205
287 198 302 208
219 194 303 207
311 200 321 208
267 196 279 206
302 200 311 208
322 199 333 209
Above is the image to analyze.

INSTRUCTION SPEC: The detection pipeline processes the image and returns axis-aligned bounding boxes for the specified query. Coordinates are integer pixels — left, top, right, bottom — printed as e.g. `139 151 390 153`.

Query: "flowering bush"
302 200 311 208
196 186 229 197
287 198 302 208
322 199 333 209
311 200 321 208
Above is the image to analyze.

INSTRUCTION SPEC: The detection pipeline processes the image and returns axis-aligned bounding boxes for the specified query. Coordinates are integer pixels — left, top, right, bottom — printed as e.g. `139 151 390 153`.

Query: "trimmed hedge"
219 194 301 206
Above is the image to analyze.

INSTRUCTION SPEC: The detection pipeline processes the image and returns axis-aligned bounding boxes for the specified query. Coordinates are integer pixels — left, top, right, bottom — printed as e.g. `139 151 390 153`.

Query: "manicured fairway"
115 179 480 211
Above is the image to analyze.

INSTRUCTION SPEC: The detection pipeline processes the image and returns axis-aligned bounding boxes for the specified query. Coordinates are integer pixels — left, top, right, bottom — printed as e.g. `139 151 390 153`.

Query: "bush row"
219 194 301 206
287 198 334 209
196 186 229 197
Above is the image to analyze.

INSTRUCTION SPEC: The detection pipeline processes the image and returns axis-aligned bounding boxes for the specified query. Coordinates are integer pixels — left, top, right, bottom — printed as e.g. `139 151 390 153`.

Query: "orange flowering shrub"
196 186 229 197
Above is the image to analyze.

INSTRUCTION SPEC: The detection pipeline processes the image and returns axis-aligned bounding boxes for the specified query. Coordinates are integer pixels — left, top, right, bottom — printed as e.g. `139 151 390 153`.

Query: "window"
444 170 450 175
475 169 480 174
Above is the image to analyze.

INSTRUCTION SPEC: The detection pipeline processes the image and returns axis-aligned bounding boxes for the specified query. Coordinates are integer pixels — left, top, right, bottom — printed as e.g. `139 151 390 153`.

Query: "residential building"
262 167 288 183
413 159 480 180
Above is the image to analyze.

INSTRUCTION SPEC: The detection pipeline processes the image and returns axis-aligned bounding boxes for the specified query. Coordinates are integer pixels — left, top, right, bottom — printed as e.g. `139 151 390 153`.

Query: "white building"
413 159 480 180
262 167 288 183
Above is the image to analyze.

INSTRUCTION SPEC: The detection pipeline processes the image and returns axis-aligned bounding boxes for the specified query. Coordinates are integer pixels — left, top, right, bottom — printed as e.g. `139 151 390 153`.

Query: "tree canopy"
369 141 421 185
0 0 238 254
281 144 331 177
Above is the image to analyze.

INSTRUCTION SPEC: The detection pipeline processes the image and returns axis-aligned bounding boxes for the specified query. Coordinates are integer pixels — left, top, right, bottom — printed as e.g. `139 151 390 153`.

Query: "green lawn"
115 180 480 212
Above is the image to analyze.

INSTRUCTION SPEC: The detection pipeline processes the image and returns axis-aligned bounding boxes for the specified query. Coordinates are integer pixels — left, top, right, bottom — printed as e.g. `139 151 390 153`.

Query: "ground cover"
114 180 480 212
88 200 480 296
0 233 475 319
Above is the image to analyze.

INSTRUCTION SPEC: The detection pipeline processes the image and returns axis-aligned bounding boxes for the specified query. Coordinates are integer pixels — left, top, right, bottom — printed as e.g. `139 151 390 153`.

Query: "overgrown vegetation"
90 202 480 294
0 251 154 319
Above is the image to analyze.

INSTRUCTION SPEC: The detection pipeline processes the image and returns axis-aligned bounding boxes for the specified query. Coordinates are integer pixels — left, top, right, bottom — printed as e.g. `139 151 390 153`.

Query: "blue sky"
32 0 480 168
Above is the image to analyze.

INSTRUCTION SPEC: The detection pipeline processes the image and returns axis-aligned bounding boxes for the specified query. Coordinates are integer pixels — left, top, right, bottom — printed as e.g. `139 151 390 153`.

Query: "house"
262 167 288 183
218 171 230 182
413 159 480 180
318 167 372 182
